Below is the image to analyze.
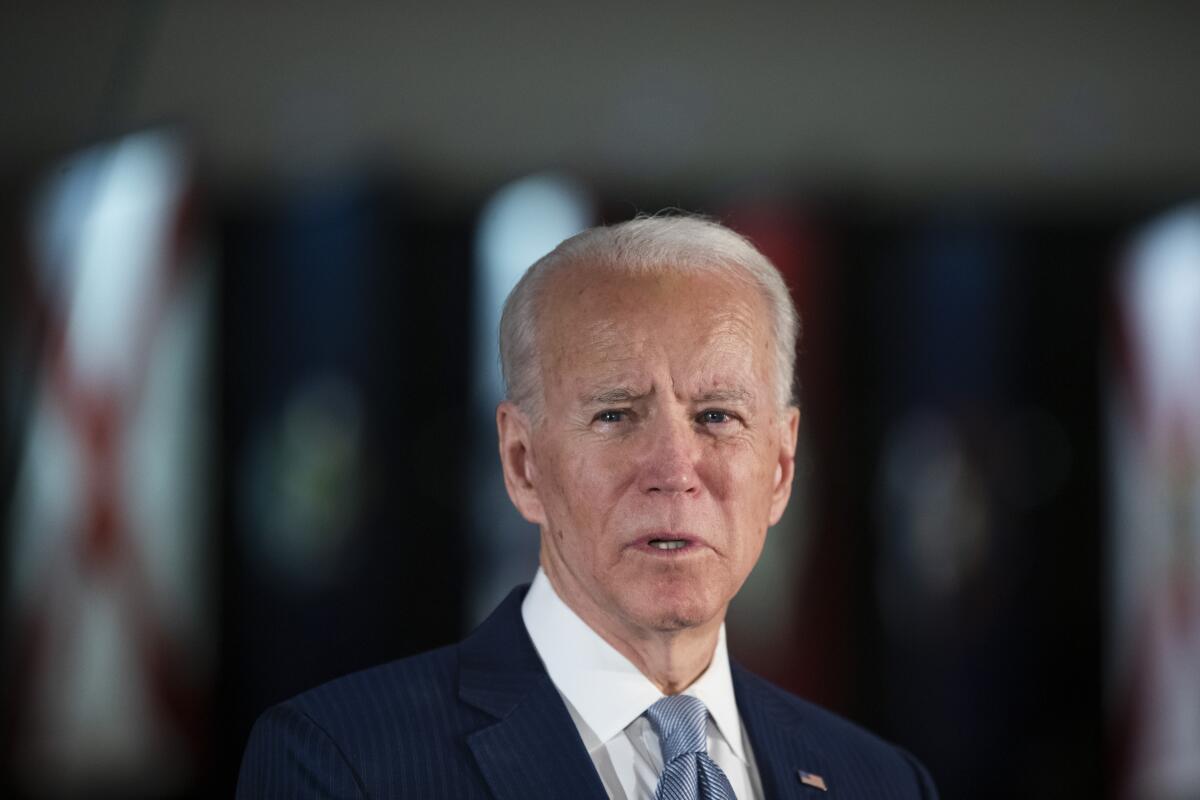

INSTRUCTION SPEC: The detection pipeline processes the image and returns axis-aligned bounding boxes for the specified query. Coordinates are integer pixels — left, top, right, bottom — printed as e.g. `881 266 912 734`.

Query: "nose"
637 415 700 496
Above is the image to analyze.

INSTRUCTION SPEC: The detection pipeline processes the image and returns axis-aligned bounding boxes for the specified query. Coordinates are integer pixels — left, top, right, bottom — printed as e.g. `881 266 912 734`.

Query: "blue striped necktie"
644 694 737 800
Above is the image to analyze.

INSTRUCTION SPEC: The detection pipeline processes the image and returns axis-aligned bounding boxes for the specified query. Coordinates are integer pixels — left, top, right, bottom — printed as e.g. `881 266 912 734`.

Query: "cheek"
703 443 762 495
707 443 778 526
542 445 629 537
571 453 638 525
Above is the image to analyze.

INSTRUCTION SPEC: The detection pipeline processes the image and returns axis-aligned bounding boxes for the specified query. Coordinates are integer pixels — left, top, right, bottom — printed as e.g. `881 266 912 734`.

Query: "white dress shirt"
521 568 764 800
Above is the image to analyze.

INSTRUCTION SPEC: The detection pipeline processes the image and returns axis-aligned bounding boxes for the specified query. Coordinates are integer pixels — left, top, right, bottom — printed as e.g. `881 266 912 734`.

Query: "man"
237 215 937 798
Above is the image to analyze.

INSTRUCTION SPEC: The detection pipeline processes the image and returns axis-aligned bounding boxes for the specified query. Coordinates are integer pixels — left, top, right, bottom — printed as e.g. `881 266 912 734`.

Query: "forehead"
537 267 773 395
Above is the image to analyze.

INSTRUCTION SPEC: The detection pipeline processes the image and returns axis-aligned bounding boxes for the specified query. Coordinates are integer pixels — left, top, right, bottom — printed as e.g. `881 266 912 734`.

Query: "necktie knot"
645 695 737 798
645 694 710 764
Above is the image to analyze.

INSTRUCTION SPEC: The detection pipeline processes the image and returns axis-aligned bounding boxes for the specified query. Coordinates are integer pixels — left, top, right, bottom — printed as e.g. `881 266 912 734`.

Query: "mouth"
630 533 707 555
648 539 688 551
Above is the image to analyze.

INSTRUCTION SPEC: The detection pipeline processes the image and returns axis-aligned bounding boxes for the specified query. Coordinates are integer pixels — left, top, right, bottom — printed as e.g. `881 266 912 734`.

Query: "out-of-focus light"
1121 205 1200 449
243 372 364 584
6 129 211 794
877 411 990 632
1107 204 1200 800
472 172 593 410
32 133 187 390
468 173 593 622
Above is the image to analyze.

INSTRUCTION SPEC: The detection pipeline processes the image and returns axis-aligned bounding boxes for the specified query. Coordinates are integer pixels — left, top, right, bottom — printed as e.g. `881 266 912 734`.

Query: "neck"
540 557 723 695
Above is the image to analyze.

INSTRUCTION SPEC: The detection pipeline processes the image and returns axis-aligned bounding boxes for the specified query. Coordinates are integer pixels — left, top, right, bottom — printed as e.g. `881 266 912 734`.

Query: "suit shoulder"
735 668 938 798
740 669 885 743
242 644 499 794
285 643 462 733
240 644 497 798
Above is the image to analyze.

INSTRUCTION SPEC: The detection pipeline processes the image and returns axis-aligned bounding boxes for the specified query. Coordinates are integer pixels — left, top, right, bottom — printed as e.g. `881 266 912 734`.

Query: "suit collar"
458 585 548 717
458 586 833 799
521 567 748 763
733 662 832 798
458 585 608 800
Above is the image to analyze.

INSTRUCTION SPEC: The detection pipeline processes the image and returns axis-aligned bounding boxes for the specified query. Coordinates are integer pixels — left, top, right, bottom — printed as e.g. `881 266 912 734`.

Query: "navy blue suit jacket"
238 586 937 798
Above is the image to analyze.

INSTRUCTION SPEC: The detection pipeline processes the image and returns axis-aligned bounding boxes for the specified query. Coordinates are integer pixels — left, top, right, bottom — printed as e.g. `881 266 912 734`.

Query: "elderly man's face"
501 267 799 639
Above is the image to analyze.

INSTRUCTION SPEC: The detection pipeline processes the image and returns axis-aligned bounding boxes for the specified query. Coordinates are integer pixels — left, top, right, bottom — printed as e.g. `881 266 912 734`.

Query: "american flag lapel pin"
798 770 828 791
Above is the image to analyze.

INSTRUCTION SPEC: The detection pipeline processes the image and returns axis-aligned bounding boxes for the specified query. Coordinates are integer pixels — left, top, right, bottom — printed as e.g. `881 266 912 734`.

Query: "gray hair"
498 214 801 416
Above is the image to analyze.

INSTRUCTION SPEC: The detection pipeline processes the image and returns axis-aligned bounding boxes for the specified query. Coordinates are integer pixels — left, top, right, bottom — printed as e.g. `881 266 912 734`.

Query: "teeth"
650 540 686 550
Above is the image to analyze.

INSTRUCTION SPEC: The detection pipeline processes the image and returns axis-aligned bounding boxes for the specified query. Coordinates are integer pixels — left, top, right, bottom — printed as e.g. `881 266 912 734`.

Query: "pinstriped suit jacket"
237 586 937 799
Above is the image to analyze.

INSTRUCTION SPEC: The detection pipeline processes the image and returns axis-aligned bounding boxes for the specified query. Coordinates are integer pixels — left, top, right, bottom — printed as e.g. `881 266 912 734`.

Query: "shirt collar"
521 567 748 762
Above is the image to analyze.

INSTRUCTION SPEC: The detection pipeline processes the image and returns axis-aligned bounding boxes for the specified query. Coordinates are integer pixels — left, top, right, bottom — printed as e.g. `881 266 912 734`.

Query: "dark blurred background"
3 2 1199 798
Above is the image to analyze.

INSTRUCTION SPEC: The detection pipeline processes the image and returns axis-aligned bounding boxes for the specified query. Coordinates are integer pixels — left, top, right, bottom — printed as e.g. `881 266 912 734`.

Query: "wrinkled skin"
498 268 799 690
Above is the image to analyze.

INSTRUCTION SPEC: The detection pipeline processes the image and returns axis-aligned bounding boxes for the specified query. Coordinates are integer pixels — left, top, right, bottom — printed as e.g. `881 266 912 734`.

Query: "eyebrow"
694 388 754 405
580 386 754 405
582 387 649 405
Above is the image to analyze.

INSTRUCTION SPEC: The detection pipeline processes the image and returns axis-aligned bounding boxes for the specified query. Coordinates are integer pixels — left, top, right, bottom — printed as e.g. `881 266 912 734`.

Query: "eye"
697 409 733 426
593 409 627 425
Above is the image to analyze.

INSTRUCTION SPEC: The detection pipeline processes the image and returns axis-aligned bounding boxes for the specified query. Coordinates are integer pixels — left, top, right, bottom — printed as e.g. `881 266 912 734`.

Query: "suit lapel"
458 587 608 800
458 588 839 799
733 664 831 799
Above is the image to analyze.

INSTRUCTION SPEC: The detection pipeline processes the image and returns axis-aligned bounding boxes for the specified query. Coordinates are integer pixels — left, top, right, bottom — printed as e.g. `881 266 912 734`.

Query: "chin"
624 584 725 633
644 611 710 632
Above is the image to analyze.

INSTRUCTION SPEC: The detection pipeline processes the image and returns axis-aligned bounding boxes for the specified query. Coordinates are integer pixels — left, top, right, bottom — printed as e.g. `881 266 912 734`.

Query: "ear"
496 401 547 526
768 405 801 526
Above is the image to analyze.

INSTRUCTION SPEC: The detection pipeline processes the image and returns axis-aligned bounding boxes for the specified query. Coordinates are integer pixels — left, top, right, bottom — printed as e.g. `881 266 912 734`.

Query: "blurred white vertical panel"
5 130 213 794
468 173 593 623
1107 205 1200 799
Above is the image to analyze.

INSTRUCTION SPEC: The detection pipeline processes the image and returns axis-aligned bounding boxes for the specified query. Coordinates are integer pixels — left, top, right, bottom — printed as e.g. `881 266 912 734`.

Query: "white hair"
498 214 801 416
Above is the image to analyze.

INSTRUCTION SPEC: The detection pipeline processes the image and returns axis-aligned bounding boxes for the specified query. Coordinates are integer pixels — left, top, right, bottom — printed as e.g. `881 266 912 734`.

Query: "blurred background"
2 2 1199 798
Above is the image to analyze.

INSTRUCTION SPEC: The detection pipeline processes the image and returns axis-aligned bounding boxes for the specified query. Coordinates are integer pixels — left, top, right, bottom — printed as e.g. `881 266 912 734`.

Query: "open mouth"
648 539 689 551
